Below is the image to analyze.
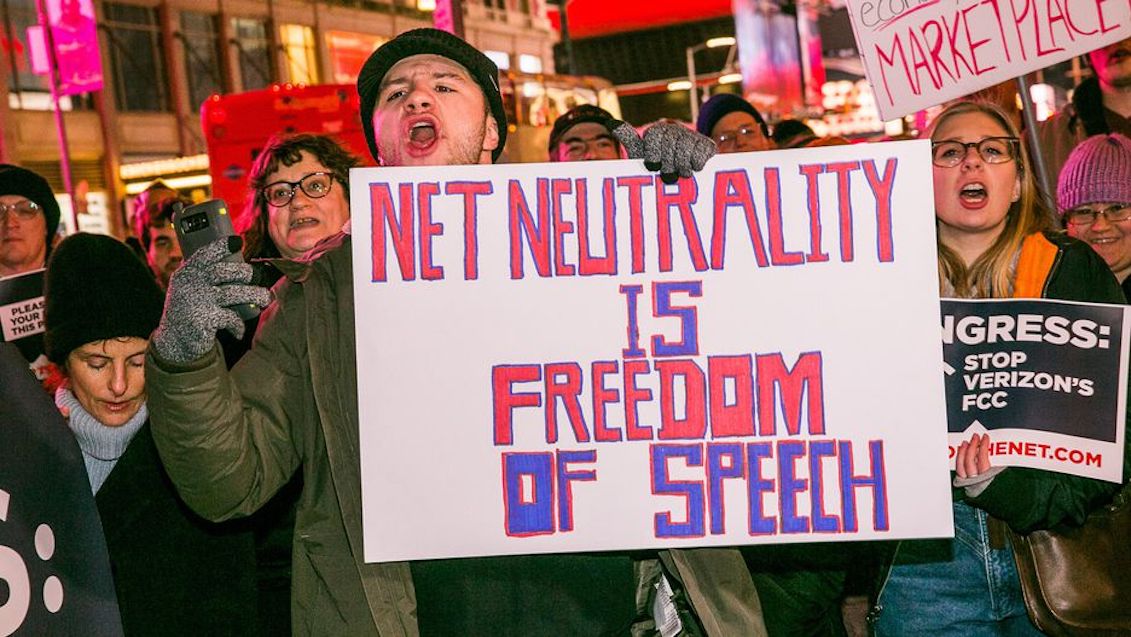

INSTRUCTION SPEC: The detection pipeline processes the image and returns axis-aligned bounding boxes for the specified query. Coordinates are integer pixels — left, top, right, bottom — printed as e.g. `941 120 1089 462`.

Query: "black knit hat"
357 28 508 164
548 104 620 156
695 94 768 139
44 233 165 364
0 164 61 247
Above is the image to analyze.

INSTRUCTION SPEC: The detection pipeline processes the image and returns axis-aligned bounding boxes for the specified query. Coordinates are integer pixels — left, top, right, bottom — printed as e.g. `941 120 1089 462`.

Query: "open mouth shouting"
959 181 988 208
405 115 440 156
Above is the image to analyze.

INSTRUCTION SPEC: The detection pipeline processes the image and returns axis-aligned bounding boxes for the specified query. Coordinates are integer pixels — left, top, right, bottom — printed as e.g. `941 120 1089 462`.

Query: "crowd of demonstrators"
133 195 185 289
41 232 259 635
0 164 60 278
1038 37 1131 185
870 100 1130 635
1057 133 1131 299
8 27 1130 636
547 103 623 161
141 27 702 636
696 93 774 153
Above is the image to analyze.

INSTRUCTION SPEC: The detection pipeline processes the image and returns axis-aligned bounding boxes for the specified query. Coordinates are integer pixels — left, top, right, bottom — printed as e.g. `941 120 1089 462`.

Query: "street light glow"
667 80 693 91
706 36 736 49
718 73 742 85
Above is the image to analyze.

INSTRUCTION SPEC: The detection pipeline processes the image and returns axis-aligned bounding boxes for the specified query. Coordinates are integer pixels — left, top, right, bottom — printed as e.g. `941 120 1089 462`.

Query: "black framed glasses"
714 126 764 149
1064 204 1131 226
0 200 42 222
262 172 335 208
931 137 1019 167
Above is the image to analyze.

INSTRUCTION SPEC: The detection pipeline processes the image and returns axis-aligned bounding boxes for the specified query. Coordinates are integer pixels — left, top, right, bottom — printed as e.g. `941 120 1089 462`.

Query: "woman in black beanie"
44 232 259 636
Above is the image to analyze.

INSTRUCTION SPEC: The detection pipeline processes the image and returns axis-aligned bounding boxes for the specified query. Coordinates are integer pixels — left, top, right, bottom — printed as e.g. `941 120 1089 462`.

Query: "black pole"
1016 74 1056 213
555 0 575 75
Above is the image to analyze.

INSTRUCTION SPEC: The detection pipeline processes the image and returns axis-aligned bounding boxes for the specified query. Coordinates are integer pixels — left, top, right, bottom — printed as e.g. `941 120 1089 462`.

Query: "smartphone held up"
172 199 264 321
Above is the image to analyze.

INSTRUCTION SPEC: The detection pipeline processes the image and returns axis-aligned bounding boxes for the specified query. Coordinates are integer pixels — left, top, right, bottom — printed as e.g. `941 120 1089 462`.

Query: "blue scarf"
55 387 146 494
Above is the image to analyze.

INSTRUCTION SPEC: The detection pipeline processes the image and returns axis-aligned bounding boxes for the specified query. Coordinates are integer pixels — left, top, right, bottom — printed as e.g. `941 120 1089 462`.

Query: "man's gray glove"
612 120 717 184
151 236 273 364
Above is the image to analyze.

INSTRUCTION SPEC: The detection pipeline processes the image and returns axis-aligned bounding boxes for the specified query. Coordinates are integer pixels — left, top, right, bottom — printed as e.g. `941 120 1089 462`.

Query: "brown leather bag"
1009 486 1131 636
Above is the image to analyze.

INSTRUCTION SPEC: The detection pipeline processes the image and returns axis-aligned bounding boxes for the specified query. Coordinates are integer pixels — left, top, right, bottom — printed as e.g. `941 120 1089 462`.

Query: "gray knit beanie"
1057 134 1131 213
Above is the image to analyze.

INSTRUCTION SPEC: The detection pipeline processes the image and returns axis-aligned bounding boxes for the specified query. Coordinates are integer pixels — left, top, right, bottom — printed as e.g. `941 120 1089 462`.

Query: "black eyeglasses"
1064 204 1131 226
931 137 1019 167
262 172 335 208
0 200 42 222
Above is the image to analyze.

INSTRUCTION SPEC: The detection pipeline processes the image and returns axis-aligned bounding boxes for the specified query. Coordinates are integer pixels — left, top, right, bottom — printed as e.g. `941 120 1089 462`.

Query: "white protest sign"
844 1 1131 121
0 297 44 342
0 269 46 352
943 298 1130 483
351 142 954 562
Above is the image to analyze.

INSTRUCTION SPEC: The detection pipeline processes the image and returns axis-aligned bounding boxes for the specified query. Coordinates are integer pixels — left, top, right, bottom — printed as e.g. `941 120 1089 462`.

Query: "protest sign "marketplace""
847 0 1131 120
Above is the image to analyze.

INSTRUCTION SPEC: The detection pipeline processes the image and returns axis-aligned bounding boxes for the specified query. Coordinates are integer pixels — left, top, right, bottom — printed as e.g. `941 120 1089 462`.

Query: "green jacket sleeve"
145 280 307 522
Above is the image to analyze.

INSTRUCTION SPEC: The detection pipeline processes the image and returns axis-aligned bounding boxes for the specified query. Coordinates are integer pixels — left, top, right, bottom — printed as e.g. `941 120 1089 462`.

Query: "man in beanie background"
44 233 258 635
548 103 623 162
145 27 722 636
1038 39 1131 185
696 93 774 154
0 164 61 278
1058 133 1131 297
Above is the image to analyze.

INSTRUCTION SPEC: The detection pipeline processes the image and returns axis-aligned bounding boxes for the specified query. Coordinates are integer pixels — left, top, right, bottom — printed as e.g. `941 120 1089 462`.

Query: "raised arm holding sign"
943 297 1130 482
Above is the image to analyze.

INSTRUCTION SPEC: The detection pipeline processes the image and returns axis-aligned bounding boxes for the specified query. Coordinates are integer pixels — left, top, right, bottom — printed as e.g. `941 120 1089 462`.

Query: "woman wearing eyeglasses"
1058 134 1131 300
240 133 360 263
871 101 1127 635
226 133 359 635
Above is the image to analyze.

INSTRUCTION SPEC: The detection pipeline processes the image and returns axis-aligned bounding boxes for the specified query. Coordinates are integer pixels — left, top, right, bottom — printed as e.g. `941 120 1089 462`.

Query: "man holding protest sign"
145 27 717 636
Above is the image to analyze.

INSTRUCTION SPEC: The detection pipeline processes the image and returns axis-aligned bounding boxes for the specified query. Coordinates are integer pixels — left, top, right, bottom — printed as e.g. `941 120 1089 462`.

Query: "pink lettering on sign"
368 160 901 283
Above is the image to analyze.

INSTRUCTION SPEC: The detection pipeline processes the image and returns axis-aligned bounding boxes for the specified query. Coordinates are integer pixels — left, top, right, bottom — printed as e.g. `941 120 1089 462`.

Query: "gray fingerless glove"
151 236 273 364
612 120 717 184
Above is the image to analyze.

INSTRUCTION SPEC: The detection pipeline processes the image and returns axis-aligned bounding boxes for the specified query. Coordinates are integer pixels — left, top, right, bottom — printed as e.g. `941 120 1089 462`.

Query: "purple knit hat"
1057 134 1131 213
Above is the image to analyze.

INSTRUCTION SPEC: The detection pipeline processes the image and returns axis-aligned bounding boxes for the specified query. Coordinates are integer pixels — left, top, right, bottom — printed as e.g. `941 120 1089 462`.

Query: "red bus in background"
201 83 370 220
200 73 620 225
